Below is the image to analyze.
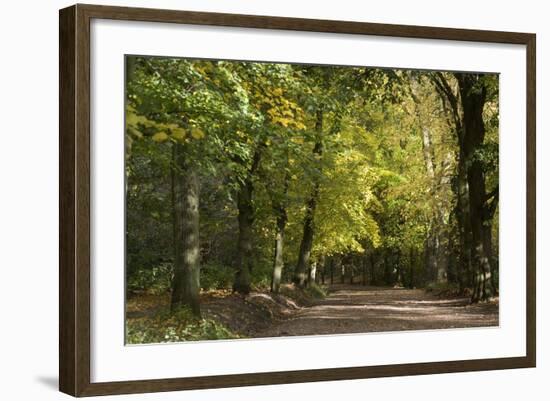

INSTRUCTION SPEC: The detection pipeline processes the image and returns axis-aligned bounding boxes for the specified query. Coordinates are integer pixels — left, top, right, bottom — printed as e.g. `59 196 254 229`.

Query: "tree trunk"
383 249 392 285
362 252 368 286
468 167 493 302
409 247 415 288
330 257 335 285
233 178 254 294
171 144 201 317
370 251 376 284
294 109 323 287
319 255 326 285
233 148 262 294
483 224 498 295
395 249 402 286
308 261 317 286
433 72 472 291
332 255 342 285
456 158 473 290
456 74 495 303
270 204 287 293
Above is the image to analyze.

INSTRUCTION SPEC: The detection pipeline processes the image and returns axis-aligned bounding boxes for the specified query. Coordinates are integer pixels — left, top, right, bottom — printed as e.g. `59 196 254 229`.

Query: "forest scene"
125 56 499 344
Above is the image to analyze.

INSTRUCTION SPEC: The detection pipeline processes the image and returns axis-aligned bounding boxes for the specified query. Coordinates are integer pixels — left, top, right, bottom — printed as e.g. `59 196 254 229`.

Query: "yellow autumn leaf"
190 128 205 140
171 128 186 140
295 122 307 130
152 132 169 142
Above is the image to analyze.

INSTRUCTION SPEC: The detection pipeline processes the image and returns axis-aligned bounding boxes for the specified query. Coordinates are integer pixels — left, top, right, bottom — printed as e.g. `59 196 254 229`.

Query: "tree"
456 73 499 302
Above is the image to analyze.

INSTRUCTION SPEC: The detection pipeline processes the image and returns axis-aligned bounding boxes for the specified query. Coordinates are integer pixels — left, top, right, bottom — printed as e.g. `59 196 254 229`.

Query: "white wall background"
0 0 546 400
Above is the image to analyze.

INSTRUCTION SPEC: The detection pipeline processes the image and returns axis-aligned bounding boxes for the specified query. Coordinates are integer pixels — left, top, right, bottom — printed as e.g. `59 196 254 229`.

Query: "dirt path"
255 285 498 337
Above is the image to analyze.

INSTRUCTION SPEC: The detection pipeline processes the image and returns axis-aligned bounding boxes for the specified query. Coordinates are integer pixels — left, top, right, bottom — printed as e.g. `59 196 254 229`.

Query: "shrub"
200 263 234 290
250 260 274 290
127 262 173 295
126 306 240 344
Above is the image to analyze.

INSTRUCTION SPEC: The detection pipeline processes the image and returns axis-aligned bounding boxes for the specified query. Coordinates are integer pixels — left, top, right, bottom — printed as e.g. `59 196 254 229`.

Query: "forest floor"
255 284 498 337
127 284 499 341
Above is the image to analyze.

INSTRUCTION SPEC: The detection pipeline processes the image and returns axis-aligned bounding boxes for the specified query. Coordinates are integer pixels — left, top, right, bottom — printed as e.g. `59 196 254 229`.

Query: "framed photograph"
59 4 536 397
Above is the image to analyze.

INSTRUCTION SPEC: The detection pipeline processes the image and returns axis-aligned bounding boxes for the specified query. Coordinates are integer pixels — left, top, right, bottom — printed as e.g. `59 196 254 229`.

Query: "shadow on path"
256 285 498 337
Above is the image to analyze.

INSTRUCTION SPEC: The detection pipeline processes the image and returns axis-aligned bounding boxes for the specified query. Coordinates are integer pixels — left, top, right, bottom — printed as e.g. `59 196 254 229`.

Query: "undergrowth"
126 306 241 344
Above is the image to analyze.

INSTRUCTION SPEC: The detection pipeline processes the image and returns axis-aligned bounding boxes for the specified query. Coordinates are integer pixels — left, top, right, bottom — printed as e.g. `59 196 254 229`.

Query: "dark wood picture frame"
59 3 536 397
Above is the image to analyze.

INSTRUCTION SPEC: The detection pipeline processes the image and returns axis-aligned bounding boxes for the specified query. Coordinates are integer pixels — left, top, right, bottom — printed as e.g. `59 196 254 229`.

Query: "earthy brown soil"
255 284 499 338
127 284 498 339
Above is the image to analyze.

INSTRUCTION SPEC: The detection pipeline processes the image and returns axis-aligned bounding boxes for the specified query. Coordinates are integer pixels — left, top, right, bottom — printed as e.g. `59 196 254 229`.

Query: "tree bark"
383 249 393 285
171 144 201 317
270 171 289 294
370 251 376 284
362 251 368 286
233 148 262 294
308 261 317 285
332 255 342 285
330 256 335 284
456 74 495 302
319 255 326 285
233 178 254 294
456 158 473 290
270 203 287 293
408 247 415 288
433 72 472 290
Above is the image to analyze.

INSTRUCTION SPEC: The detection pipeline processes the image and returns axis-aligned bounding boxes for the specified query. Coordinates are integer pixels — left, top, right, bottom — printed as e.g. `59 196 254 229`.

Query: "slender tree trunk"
456 158 473 290
330 257 334 285
270 204 287 293
370 251 376 284
332 255 342 285
384 249 392 285
294 109 323 287
395 249 402 286
233 178 254 294
362 252 368 286
409 247 415 288
171 144 201 316
308 261 317 285
319 255 326 285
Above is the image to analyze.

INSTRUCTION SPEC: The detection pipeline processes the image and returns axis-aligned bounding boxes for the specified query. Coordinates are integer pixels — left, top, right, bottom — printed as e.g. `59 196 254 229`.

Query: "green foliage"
200 263 234 290
126 307 241 344
127 263 173 295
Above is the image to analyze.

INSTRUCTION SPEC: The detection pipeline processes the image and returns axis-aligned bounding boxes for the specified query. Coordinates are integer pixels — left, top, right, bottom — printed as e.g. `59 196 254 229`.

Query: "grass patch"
279 282 328 306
